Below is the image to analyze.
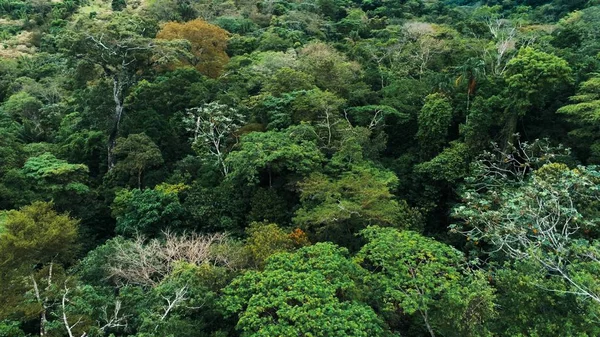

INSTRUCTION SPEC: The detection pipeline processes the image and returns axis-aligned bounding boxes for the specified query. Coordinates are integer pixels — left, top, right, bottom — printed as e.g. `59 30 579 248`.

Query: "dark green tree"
356 226 496 337
112 133 164 188
417 93 453 159
111 187 185 237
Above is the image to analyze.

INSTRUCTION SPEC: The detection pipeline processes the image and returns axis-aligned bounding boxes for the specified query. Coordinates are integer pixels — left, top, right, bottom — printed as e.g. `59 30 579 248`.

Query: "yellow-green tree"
244 222 295 269
0 202 79 334
157 19 230 78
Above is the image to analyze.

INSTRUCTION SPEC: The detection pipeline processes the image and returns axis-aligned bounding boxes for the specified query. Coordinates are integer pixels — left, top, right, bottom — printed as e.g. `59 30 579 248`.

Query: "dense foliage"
1 0 600 336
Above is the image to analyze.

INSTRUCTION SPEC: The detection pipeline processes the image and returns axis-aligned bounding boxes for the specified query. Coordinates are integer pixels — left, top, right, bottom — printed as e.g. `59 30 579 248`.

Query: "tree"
491 260 600 336
146 0 200 21
356 227 496 337
557 75 600 163
134 261 234 337
0 201 78 272
503 47 573 142
184 181 250 233
221 243 388 337
21 152 90 207
0 91 47 140
94 232 239 287
298 42 366 99
262 67 315 96
57 283 128 337
60 13 179 169
112 133 164 188
243 222 295 269
417 93 453 159
111 187 184 238
455 58 486 112
226 124 325 185
184 102 245 177
415 141 470 183
112 0 127 11
75 240 236 336
0 202 78 335
0 321 25 337
452 140 600 305
294 164 413 244
157 19 230 78
345 105 408 131
286 88 346 149
482 14 519 77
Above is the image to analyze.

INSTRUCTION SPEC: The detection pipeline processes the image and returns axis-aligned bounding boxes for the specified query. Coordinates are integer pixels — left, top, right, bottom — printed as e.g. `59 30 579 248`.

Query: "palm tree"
454 58 486 112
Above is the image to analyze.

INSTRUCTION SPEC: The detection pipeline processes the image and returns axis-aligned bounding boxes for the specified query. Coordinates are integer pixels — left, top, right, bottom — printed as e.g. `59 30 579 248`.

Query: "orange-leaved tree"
156 19 229 78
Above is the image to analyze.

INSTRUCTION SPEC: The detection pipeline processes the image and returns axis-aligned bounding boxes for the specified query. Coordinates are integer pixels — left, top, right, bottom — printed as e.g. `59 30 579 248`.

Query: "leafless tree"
107 232 242 287
483 17 518 76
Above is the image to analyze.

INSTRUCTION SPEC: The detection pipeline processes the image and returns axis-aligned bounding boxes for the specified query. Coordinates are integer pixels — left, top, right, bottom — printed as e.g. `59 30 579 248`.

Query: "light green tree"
221 243 388 337
294 164 414 240
111 187 184 238
21 152 90 203
503 47 573 142
0 202 79 334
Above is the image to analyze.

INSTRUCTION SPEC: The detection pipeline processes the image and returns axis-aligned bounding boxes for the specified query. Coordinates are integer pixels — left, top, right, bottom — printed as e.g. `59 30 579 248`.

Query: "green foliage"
111 187 185 237
0 201 78 268
17 152 91 214
294 164 413 241
298 42 367 100
0 202 78 318
558 75 600 163
346 105 408 130
491 260 600 336
505 47 573 111
0 91 53 141
244 222 294 268
415 141 470 183
112 133 164 188
226 124 325 185
112 0 127 11
185 102 245 176
184 181 249 233
356 227 496 337
247 187 290 224
221 243 388 337
23 152 87 183
136 262 234 337
1 0 600 335
262 67 315 96
452 145 600 305
0 321 25 337
417 93 453 159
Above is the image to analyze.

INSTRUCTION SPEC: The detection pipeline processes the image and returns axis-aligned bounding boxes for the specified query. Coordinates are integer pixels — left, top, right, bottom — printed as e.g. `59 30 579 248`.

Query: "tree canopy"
1 0 599 336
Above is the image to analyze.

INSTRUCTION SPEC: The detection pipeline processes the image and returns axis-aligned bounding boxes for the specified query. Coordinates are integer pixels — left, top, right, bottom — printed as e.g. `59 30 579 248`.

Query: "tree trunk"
108 76 124 170
420 309 436 337
31 274 47 337
503 109 519 149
